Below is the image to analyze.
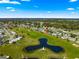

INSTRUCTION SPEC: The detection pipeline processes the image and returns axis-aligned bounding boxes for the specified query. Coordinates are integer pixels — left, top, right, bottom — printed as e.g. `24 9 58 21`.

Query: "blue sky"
0 0 79 18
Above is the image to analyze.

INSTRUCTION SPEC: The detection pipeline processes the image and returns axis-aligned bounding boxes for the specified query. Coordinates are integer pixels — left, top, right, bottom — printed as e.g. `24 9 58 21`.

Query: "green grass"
0 27 79 59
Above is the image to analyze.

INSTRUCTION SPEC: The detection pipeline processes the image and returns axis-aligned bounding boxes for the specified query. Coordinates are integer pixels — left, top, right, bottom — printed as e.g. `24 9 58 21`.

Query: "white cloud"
10 9 16 12
69 0 77 2
21 0 31 2
67 8 75 10
71 12 76 14
71 12 78 15
47 11 52 13
6 7 16 12
0 0 21 4
6 7 13 9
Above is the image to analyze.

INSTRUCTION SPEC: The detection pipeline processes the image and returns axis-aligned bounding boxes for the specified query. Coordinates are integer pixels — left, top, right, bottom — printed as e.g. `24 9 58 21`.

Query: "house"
0 34 4 39
0 29 4 39
0 56 9 59
0 40 3 45
9 37 22 43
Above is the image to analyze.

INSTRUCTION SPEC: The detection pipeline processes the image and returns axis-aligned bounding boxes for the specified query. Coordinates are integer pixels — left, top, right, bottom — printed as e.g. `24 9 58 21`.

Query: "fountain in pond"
25 38 64 53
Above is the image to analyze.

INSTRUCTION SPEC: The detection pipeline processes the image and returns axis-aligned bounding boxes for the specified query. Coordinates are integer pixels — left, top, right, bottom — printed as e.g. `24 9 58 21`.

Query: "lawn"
0 27 79 59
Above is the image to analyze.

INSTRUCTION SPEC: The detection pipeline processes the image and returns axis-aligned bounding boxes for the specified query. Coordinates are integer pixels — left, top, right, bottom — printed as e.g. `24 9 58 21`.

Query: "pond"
25 38 64 53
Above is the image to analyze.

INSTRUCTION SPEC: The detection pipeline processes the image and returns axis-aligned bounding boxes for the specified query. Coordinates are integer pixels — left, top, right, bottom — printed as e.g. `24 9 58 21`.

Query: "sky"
0 0 79 18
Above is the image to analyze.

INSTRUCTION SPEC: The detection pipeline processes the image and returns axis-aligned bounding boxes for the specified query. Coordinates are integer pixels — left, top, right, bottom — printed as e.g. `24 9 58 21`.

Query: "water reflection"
25 38 64 53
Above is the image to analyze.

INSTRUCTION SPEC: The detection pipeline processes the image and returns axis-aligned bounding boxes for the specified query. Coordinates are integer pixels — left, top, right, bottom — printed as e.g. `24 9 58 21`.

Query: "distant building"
9 37 22 43
0 40 3 45
0 56 9 59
